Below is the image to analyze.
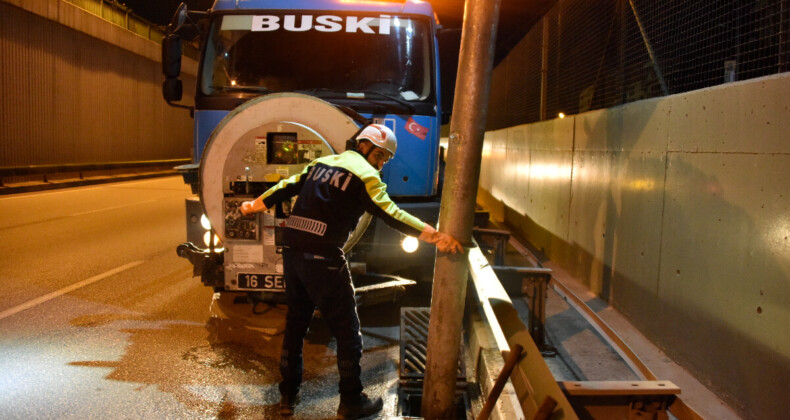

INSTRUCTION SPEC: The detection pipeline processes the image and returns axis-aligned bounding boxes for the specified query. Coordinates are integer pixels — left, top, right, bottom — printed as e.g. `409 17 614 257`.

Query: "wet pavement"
0 178 417 419
3 176 733 419
1 281 418 420
201 296 413 419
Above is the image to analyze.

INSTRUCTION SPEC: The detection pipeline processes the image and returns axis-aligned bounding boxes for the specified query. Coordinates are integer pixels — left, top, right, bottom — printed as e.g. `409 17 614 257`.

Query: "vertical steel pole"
628 0 669 95
540 19 549 121
780 0 787 72
421 0 500 418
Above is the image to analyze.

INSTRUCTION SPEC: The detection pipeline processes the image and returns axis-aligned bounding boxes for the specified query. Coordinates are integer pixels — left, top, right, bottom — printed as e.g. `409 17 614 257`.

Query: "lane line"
0 261 144 321
69 198 161 217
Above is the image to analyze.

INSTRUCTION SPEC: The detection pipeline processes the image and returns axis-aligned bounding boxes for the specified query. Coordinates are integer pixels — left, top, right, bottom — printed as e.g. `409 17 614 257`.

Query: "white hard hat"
356 124 397 157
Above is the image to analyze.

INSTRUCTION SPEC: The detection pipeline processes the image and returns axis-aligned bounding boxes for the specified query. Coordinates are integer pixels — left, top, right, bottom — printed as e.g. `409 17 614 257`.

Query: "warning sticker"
231 245 264 263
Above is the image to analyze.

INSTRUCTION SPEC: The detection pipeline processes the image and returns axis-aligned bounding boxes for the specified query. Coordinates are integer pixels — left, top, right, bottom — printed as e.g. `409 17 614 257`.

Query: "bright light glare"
401 236 419 253
200 214 212 230
527 163 572 181
340 0 395 5
626 179 656 191
203 231 221 248
558 112 566 119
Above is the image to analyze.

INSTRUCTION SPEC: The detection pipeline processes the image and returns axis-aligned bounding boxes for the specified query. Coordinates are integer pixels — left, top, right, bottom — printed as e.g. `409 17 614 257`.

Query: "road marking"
69 198 161 217
0 261 144 321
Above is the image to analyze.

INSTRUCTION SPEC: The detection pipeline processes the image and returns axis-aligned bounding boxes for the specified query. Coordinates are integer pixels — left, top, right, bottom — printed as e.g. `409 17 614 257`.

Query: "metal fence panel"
488 0 790 130
0 3 194 170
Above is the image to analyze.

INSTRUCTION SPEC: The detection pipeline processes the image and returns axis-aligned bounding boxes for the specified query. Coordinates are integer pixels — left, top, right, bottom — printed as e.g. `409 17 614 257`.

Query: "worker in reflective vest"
241 124 462 419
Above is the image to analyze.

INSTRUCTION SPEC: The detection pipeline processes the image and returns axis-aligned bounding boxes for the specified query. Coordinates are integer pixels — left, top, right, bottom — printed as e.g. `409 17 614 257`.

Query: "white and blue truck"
163 0 455 306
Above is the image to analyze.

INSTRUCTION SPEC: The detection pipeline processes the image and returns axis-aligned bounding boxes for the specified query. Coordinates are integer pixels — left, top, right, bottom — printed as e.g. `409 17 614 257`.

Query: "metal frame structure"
469 234 705 419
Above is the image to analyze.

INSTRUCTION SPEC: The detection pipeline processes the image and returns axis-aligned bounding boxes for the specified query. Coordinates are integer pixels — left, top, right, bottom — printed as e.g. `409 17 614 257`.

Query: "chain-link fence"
488 0 790 129
63 0 200 60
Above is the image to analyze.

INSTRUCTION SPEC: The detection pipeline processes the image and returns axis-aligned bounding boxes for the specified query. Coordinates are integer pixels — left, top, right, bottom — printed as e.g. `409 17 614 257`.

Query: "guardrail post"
527 272 551 354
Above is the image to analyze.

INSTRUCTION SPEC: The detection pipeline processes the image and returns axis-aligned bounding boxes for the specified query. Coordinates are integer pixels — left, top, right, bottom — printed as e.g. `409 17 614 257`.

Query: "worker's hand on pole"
435 231 464 254
418 225 464 254
240 197 267 216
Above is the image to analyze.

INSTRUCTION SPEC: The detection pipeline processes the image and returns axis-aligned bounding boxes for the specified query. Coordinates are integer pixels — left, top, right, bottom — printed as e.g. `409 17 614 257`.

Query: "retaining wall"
477 73 790 420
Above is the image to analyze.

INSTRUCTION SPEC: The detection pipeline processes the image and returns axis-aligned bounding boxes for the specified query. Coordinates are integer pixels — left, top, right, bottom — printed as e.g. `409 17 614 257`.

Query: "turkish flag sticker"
405 117 429 140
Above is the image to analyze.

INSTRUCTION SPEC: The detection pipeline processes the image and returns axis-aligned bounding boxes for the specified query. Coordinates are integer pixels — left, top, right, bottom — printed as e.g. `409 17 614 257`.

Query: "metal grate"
399 307 466 382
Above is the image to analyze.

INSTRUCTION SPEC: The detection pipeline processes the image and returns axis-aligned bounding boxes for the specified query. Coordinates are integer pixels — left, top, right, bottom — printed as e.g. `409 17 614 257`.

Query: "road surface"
0 177 404 419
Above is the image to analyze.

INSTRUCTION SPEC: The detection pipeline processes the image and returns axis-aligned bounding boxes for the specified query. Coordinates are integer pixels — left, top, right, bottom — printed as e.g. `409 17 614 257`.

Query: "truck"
162 0 456 308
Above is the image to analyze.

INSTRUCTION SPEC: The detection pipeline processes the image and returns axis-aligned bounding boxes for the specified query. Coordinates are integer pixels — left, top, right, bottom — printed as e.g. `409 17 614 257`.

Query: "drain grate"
400 307 466 382
398 387 473 420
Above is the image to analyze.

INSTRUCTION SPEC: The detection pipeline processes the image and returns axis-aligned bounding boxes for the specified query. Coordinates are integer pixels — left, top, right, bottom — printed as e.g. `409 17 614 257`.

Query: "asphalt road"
0 177 405 419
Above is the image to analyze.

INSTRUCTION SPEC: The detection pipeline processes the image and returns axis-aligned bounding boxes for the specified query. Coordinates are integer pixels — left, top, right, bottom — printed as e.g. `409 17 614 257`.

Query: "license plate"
237 273 285 291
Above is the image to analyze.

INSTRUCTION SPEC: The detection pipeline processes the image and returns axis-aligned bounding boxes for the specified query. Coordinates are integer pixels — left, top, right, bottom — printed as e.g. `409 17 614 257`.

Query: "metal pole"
780 0 787 72
628 0 669 96
421 0 501 418
619 0 626 104
476 344 524 420
540 19 549 121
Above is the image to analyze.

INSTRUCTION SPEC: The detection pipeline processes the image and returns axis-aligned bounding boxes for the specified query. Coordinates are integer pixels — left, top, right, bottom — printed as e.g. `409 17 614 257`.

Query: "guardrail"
470 233 705 420
63 0 201 60
65 0 164 42
467 240 578 420
0 158 190 188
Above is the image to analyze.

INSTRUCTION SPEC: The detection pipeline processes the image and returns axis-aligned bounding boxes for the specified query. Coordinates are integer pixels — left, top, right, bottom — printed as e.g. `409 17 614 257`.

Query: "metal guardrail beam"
504 234 705 420
0 159 190 190
467 241 578 420
0 159 190 177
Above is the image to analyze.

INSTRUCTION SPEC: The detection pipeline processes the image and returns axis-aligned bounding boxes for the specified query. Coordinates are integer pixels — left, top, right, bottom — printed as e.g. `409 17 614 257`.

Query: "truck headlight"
203 231 222 250
200 214 212 230
401 236 419 253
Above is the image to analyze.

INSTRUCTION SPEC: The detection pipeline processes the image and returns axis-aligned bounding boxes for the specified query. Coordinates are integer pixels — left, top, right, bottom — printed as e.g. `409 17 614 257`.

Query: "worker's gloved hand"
434 231 464 254
240 197 266 216
418 225 464 254
240 201 255 215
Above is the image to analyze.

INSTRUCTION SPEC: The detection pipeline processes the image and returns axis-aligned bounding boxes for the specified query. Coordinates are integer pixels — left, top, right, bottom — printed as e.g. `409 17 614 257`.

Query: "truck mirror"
163 78 183 102
168 3 189 33
162 34 182 78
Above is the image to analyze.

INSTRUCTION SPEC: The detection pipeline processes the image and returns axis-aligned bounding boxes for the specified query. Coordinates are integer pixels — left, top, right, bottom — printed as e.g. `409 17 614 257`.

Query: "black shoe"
337 393 383 419
279 393 300 417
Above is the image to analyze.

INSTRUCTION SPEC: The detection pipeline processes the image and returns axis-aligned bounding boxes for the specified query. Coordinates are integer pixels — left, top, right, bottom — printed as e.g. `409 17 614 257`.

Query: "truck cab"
165 0 447 304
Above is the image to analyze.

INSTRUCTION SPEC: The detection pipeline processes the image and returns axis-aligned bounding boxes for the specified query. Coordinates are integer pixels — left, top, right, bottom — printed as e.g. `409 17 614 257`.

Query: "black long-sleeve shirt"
259 149 425 256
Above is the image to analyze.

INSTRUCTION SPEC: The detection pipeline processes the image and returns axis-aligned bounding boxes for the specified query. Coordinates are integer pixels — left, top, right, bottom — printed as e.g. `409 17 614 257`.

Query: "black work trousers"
279 248 363 400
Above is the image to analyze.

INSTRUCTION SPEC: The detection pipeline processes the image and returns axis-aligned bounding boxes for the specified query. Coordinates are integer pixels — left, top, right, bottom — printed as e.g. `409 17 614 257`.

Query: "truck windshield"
201 13 433 102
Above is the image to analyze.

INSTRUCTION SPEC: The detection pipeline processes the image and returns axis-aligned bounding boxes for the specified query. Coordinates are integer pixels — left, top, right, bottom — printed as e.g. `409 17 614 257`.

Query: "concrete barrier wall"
0 0 196 168
477 73 790 420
